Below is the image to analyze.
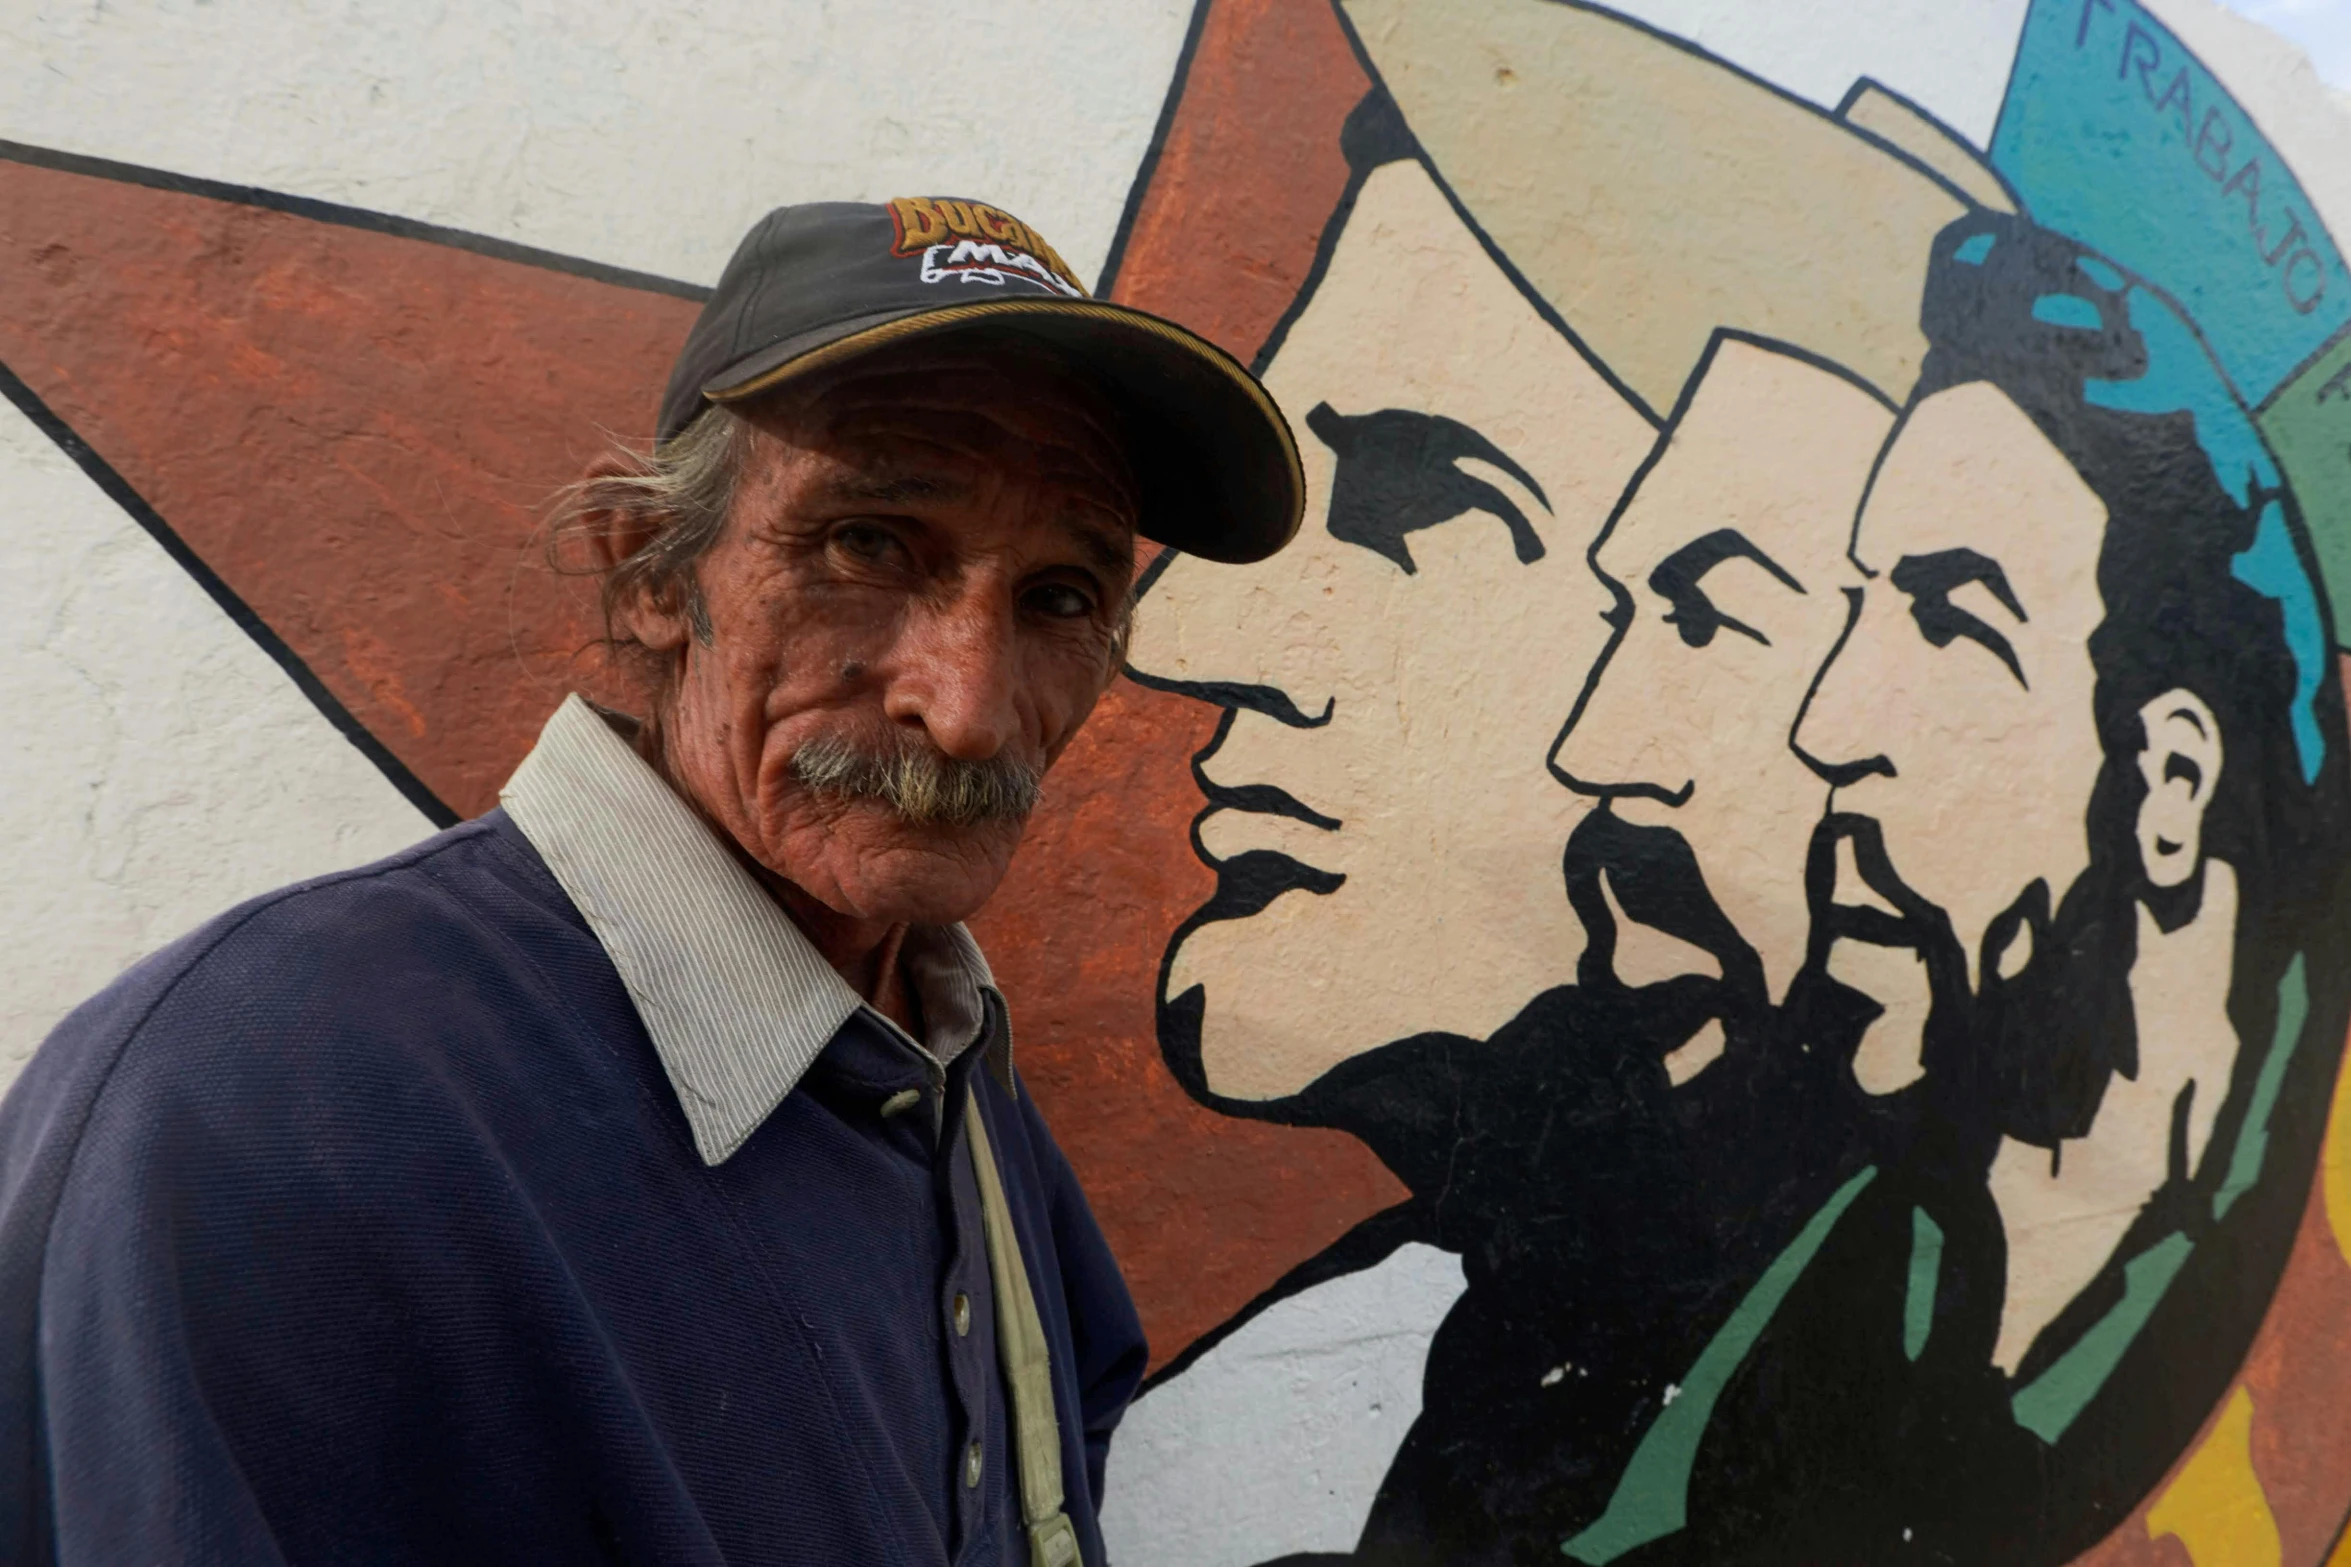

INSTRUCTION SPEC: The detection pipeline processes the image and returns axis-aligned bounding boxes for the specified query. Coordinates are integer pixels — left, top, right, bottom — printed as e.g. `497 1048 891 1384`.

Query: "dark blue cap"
659 198 1305 565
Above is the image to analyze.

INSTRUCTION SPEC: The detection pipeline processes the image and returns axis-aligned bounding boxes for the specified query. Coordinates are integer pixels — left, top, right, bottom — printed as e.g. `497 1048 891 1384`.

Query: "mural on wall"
4 0 2351 1563
1101 1 2351 1562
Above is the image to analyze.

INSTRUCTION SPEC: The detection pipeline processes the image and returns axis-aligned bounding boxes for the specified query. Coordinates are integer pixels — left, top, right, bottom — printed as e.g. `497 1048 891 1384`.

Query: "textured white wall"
1603 0 2031 144
1102 1244 1466 1566
0 0 1191 291
0 401 430 1071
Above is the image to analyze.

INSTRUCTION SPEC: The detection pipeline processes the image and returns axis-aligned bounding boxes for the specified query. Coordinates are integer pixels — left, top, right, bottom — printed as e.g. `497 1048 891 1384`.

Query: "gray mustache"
789 735 1042 827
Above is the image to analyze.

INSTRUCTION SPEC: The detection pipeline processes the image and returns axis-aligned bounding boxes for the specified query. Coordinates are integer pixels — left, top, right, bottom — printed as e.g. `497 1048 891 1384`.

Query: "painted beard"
1809 812 2139 1152
1561 805 1771 1040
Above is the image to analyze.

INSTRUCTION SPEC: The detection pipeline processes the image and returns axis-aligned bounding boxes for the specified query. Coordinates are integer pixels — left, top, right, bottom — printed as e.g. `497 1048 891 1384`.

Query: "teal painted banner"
1990 0 2349 405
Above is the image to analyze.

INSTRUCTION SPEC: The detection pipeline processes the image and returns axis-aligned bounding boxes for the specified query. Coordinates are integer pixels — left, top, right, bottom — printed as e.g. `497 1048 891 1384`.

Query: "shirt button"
965 1440 984 1488
953 1292 972 1337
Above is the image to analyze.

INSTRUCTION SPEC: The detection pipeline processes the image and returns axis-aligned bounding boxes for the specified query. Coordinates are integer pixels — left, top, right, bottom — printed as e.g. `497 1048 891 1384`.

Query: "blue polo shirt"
0 699 1147 1565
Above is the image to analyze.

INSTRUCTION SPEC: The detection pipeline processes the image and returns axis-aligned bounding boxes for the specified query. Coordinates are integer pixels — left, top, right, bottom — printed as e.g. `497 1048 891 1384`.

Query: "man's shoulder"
17 812 609 1136
104 811 567 1006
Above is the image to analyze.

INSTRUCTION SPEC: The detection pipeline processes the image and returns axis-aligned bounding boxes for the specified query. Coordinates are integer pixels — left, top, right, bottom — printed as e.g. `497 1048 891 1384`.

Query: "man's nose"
1551 638 1680 803
1790 589 1893 787
884 588 1022 762
1125 547 1328 707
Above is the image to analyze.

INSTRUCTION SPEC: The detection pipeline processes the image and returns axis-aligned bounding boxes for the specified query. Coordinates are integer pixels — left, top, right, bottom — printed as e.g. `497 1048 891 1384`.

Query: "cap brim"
697 298 1304 566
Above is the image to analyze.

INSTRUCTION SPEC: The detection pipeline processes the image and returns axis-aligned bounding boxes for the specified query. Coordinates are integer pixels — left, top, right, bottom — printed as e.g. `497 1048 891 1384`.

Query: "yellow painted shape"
2146 1386 2280 1567
2327 1026 2351 1270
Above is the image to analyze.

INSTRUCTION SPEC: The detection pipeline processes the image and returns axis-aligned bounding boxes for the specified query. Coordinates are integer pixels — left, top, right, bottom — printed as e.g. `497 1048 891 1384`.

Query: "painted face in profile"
1797 381 2110 981
1792 379 2115 1106
1128 155 1655 1103
1550 339 1893 1064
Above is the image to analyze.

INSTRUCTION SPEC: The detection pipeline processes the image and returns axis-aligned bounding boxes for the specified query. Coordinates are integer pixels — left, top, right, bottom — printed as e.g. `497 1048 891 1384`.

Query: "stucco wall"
5 1 2350 1561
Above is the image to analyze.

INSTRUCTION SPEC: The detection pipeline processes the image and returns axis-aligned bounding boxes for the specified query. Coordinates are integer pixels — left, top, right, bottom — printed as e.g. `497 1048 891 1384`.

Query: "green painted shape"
2010 1232 2193 1444
2216 953 2311 1219
1904 1208 1944 1362
2259 333 2351 649
1562 1167 1878 1564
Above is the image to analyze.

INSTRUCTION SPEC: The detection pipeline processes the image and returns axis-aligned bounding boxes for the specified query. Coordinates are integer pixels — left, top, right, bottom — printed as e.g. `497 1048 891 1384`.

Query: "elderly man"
0 199 1302 1567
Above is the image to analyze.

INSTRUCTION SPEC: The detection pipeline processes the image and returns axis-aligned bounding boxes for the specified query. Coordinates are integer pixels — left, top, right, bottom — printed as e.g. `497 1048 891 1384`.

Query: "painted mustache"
788 734 1042 828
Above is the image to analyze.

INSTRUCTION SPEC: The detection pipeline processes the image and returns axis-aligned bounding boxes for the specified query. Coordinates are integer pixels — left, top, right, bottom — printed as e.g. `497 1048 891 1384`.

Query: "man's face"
1795 381 2109 987
648 342 1137 929
1128 157 1654 1102
1552 342 1891 1010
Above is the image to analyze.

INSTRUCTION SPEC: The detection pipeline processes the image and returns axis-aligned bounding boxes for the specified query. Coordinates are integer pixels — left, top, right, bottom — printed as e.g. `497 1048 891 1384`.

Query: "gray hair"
553 405 752 656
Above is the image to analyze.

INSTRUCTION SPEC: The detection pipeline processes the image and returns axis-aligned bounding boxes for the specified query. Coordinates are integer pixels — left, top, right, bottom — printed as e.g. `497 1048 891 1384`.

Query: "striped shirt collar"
500 694 1007 1165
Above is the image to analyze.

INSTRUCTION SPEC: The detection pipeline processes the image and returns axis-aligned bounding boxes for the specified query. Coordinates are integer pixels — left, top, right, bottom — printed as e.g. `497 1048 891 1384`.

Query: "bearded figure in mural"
1116 0 1967 1552
1107 2 2351 1563
1720 211 2351 1559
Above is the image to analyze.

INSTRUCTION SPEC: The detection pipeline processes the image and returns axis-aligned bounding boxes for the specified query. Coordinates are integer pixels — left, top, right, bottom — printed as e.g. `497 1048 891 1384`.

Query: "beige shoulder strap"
964 1097 1083 1567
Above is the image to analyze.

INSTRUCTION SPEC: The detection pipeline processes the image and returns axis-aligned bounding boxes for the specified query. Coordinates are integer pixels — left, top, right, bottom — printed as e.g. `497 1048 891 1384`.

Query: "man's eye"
1906 595 2027 688
1888 551 2028 689
1024 582 1097 620
833 521 907 564
1644 537 1785 650
1657 589 1768 649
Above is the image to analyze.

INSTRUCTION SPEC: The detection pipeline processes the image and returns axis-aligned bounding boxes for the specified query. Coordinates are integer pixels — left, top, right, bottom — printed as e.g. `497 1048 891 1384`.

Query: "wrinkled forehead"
749 336 1141 528
1599 341 1896 578
1863 382 2107 579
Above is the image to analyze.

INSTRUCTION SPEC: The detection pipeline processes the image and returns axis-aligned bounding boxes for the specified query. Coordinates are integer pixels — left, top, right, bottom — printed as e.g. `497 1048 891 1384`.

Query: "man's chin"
1800 812 1956 968
1563 808 1765 1016
1158 974 1347 1109
1158 910 1394 1106
766 815 1026 928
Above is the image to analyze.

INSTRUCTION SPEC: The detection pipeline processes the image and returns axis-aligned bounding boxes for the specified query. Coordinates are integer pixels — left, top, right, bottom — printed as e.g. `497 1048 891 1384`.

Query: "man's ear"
571 449 692 654
2135 688 2223 888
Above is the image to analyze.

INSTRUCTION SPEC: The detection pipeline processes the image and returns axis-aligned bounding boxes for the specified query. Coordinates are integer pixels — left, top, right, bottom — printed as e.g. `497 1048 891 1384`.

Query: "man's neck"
755 864 922 1035
1985 859 2240 1374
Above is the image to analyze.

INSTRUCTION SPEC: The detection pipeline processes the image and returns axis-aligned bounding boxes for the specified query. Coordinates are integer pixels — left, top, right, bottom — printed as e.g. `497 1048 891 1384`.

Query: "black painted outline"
1833 74 2030 213
1093 0 1215 300
0 138 709 301
0 135 727 828
0 357 458 828
1546 327 1899 802
2260 315 2351 416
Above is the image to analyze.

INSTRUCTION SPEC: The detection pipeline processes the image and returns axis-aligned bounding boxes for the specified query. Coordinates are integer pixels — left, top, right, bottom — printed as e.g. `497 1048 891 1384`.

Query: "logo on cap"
886 197 1086 299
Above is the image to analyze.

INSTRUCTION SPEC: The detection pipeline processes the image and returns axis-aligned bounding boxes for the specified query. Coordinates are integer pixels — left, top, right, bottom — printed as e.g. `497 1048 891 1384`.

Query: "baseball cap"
658 198 1305 565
